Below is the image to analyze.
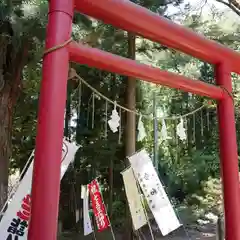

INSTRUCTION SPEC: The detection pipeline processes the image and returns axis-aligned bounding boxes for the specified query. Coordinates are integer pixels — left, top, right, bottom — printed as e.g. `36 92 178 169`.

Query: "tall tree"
124 31 136 239
0 0 47 209
0 0 92 212
124 0 183 238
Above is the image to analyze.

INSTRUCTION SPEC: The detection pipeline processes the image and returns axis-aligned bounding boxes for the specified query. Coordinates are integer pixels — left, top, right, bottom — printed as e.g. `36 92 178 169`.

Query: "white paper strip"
76 209 80 223
161 119 170 141
137 115 146 142
0 139 78 240
81 185 86 199
128 149 181 236
122 167 147 230
176 118 186 141
83 186 93 236
108 103 120 133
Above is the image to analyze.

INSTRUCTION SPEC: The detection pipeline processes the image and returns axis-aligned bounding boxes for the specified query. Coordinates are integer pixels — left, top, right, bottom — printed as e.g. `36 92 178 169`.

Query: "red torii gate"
28 0 240 239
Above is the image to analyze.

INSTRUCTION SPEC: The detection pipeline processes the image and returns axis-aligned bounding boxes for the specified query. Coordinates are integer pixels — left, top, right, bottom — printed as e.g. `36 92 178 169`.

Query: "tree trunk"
59 80 73 233
108 157 113 219
215 0 240 16
0 89 13 210
125 32 136 240
0 29 28 210
195 105 203 150
125 32 136 163
64 81 72 139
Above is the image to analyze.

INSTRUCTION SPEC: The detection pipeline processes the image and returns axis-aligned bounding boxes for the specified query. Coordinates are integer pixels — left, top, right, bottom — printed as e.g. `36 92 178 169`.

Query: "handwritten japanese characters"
128 149 181 236
88 180 109 232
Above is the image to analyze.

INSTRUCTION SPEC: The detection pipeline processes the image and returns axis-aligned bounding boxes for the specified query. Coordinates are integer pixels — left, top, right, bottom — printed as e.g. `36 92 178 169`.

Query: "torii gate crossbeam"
75 0 240 74
28 0 240 239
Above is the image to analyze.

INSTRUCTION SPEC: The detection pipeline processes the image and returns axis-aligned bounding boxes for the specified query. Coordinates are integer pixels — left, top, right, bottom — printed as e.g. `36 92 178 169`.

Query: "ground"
59 223 217 240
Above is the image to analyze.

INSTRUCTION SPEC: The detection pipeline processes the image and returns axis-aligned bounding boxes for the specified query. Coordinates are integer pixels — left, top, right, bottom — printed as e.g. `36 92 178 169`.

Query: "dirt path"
161 229 215 240
158 224 216 240
59 224 217 240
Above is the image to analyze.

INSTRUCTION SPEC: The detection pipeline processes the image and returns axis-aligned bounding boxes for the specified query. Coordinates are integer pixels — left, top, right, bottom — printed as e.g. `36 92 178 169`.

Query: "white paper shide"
82 185 93 236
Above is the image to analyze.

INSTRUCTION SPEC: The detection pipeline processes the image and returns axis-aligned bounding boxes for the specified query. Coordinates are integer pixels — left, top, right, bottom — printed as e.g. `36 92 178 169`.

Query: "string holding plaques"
108 101 120 133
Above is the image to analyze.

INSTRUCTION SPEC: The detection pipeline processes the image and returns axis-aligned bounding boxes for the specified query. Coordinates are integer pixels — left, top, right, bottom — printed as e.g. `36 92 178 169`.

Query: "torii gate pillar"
28 0 74 239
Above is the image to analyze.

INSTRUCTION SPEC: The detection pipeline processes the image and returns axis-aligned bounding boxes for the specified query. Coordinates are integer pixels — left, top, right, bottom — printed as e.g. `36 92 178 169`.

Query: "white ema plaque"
128 149 181 236
122 167 147 230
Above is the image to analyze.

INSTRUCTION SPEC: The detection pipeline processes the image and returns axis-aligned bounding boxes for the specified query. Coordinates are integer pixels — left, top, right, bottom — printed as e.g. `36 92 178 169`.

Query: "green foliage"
111 199 126 228
191 177 223 215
